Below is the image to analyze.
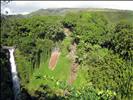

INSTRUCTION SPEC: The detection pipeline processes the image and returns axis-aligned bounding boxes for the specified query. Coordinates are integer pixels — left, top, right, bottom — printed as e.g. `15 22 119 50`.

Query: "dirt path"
49 28 78 84
49 49 60 70
64 28 71 36
63 28 79 84
67 42 79 84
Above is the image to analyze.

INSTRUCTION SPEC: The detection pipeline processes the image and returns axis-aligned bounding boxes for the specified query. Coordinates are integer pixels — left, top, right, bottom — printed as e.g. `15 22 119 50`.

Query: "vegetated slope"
28 8 133 17
100 11 133 24
27 37 72 91
1 8 133 100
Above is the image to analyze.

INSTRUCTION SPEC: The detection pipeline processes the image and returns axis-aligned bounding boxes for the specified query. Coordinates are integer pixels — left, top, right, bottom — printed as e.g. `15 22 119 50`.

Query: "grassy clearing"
27 54 71 91
27 37 72 91
61 37 87 89
73 67 88 88
27 37 87 92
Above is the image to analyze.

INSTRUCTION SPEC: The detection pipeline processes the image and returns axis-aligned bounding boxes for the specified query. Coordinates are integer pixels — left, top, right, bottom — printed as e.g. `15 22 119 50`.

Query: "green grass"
73 66 88 88
27 54 71 91
27 37 87 91
27 37 72 91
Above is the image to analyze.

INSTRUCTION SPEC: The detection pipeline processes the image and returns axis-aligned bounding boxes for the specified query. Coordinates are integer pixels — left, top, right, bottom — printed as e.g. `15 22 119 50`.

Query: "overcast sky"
1 1 133 15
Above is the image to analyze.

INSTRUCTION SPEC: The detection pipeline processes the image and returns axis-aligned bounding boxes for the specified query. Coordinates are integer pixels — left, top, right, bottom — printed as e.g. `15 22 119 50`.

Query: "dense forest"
1 8 133 100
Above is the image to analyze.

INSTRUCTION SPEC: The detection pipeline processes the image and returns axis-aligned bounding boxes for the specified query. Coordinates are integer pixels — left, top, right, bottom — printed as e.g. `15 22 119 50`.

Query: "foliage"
111 21 133 60
1 10 133 100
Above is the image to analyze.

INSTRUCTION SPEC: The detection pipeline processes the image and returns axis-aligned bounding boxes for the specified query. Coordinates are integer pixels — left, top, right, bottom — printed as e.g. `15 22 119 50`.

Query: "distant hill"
27 8 82 16
27 8 133 16
2 8 133 23
26 8 133 23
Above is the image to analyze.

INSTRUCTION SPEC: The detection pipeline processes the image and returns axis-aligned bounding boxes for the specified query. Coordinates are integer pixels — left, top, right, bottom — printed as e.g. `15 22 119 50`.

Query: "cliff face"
0 47 14 100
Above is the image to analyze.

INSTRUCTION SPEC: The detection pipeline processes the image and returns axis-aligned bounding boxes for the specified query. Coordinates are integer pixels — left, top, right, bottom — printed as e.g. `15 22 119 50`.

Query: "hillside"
28 8 133 16
25 8 133 25
1 8 133 100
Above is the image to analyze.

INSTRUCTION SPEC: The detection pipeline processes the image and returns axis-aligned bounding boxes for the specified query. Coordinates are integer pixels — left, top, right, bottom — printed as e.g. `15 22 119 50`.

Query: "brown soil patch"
49 51 60 70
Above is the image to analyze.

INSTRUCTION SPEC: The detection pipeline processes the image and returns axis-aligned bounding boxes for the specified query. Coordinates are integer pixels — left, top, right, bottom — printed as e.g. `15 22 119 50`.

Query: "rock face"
0 47 14 100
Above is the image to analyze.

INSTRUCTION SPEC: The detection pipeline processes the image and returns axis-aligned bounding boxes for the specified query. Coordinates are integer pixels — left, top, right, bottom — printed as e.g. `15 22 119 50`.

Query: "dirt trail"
49 28 79 84
67 40 79 84
64 28 71 36
49 49 60 70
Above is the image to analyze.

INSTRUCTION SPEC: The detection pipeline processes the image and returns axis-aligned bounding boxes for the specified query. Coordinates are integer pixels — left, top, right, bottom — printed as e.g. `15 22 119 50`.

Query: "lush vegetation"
1 9 133 100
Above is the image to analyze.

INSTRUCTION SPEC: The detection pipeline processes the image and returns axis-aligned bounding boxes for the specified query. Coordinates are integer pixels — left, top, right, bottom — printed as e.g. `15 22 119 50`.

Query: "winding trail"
67 42 79 84
49 28 79 84
64 28 79 84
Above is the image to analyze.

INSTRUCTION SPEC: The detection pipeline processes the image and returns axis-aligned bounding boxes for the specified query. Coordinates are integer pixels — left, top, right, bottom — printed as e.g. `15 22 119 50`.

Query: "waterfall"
9 48 20 100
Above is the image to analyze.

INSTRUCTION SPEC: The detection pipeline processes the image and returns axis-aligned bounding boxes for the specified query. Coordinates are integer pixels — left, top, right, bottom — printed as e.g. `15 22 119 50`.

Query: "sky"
1 1 133 15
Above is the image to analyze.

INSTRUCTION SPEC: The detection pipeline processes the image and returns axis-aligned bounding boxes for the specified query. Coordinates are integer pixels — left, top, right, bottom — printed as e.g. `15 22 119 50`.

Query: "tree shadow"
20 85 65 100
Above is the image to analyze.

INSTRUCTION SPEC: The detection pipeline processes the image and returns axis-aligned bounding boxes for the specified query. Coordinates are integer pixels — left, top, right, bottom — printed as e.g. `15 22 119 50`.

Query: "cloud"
1 1 133 15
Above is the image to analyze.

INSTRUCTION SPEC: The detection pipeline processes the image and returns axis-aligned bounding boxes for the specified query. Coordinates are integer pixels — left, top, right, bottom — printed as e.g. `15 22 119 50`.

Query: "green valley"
1 8 133 100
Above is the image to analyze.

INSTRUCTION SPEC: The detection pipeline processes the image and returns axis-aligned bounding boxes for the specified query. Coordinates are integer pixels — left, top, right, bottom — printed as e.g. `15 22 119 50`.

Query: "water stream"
9 48 20 100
